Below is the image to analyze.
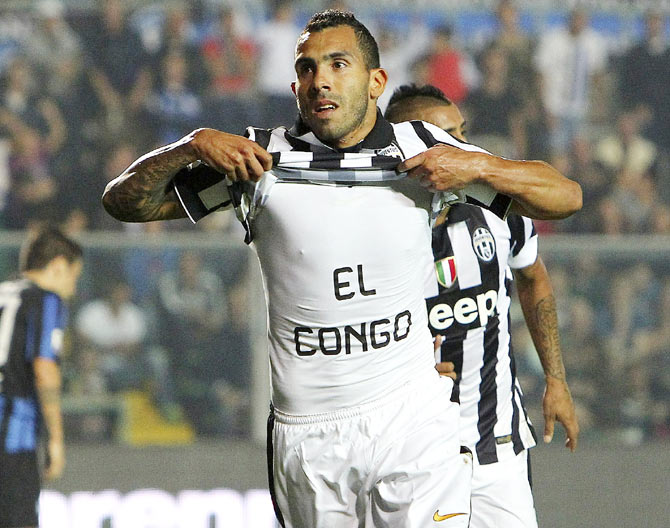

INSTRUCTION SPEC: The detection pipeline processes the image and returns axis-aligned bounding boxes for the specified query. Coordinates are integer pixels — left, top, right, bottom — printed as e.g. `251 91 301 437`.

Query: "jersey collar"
288 109 395 153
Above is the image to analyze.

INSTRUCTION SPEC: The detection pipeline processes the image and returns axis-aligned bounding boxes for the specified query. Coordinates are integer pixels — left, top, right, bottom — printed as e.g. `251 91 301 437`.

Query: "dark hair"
384 83 453 122
19 228 83 272
300 10 380 70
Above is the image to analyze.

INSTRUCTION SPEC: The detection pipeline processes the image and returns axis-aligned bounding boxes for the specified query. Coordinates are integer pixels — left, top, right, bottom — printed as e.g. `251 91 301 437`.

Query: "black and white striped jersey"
427 203 537 464
173 111 512 242
173 113 514 416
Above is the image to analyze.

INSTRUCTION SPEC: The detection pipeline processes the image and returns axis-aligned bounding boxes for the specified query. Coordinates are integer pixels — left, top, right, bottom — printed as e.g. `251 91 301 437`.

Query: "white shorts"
267 373 472 528
470 448 538 528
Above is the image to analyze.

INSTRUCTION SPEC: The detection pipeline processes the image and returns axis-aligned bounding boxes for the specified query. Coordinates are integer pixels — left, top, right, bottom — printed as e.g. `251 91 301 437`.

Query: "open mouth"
314 100 338 117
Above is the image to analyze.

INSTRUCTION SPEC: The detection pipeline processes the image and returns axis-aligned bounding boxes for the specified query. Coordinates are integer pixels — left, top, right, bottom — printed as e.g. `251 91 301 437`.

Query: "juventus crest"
472 227 496 262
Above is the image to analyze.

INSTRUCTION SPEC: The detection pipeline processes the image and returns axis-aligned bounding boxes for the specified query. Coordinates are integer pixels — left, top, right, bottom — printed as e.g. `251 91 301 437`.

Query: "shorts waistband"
272 371 449 425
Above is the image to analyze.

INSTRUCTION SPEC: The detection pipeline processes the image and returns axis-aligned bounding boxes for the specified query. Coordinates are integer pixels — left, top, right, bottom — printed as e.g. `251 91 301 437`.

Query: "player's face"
293 25 386 148
58 258 83 300
411 103 467 142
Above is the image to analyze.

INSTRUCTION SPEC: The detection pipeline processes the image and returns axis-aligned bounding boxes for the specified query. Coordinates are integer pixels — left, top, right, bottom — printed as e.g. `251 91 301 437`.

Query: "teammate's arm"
102 128 273 222
398 145 582 220
513 256 579 451
33 357 65 480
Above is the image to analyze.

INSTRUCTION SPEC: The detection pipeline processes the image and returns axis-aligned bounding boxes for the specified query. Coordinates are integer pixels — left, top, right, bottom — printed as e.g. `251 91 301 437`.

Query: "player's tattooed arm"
102 128 272 223
102 139 195 222
515 256 579 451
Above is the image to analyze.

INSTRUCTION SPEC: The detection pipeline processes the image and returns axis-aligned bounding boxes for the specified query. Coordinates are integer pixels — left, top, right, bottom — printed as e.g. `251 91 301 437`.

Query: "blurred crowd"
0 0 669 443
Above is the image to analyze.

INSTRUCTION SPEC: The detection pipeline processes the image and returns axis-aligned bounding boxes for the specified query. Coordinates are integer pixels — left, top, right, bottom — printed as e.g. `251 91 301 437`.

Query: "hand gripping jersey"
427 203 537 464
175 114 511 416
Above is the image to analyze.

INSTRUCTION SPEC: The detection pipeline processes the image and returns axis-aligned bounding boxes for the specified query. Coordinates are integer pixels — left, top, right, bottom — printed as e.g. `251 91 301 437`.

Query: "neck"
23 270 62 299
327 104 379 149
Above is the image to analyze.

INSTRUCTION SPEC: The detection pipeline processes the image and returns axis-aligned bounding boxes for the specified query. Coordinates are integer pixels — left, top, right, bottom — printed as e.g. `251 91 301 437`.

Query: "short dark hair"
384 83 453 123
300 10 380 70
19 228 83 272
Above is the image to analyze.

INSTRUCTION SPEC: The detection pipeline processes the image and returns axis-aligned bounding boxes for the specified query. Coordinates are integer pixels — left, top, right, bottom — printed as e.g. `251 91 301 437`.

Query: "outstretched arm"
102 128 273 223
514 256 579 451
398 145 582 220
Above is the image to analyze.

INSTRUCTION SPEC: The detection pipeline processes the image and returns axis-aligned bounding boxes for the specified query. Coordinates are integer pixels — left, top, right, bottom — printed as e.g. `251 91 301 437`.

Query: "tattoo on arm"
103 143 193 222
531 294 566 381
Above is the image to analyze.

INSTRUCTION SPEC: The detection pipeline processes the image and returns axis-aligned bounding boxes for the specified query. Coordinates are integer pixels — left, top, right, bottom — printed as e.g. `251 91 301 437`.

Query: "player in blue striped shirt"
0 228 82 528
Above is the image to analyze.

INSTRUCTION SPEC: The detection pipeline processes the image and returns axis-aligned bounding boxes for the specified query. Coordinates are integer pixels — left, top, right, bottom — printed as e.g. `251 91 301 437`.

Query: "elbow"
541 165 582 220
561 179 583 218
101 184 121 221
101 179 135 222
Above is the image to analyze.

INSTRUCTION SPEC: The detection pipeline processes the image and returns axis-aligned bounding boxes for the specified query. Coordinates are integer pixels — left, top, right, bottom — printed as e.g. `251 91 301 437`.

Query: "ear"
291 81 297 96
369 68 388 100
49 255 69 277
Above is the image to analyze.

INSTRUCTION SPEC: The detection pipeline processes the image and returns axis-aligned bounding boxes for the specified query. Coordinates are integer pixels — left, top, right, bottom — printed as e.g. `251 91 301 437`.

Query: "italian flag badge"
435 256 457 288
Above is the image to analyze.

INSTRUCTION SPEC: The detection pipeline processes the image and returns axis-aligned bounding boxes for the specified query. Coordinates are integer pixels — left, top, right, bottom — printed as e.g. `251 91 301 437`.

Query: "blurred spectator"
155 251 245 436
560 137 609 233
202 7 256 97
1 125 58 229
609 170 657 233
630 276 670 440
607 263 659 373
45 52 101 226
595 196 626 235
143 51 203 144
558 297 604 432
152 5 209 95
377 19 431 110
618 9 670 149
652 205 670 234
201 7 258 134
464 44 525 158
595 111 658 177
75 279 178 417
23 0 81 85
256 0 300 127
535 8 608 154
424 24 479 104
122 221 179 304
0 56 66 154
489 0 536 102
84 0 151 137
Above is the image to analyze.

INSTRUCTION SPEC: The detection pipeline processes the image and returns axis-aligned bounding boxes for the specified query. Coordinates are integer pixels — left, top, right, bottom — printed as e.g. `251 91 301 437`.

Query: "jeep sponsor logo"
429 290 498 330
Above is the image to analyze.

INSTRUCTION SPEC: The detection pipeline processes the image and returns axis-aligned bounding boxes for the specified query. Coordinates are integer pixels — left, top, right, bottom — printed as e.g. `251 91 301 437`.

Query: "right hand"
187 128 273 182
44 439 65 481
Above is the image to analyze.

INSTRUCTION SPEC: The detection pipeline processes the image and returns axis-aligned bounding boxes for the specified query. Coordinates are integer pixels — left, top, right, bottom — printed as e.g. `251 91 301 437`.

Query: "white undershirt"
251 179 439 415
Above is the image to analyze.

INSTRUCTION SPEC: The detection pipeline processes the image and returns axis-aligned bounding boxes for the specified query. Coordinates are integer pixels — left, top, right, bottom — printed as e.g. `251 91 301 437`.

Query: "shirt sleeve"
36 292 67 362
420 121 513 220
506 214 538 269
171 163 234 223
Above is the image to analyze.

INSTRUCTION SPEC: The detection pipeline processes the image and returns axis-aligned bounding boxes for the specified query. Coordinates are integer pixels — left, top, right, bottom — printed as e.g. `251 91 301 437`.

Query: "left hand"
397 144 484 192
433 334 457 380
44 438 65 481
542 377 580 452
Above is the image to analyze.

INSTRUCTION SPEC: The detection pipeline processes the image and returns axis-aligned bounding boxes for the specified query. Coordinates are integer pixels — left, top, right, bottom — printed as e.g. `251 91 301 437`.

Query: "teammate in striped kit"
103 10 581 527
0 229 82 528
385 84 579 528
